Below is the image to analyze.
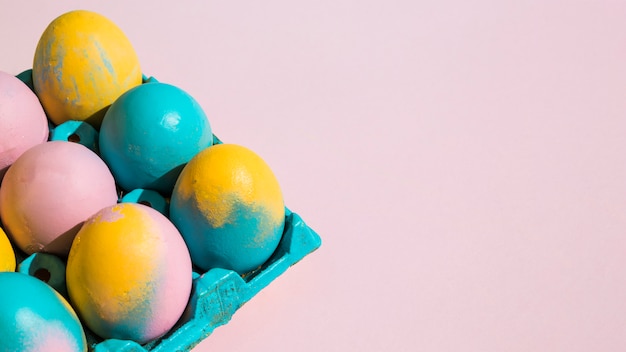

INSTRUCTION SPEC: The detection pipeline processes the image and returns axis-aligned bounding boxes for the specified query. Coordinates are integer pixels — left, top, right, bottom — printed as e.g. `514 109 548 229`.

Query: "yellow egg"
33 10 142 127
0 227 16 272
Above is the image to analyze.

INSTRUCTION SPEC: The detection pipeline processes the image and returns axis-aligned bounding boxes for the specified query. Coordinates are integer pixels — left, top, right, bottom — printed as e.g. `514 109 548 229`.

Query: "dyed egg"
0 70 49 180
32 10 142 126
0 141 118 256
0 227 15 272
99 82 212 195
66 203 192 344
170 143 285 274
0 272 87 352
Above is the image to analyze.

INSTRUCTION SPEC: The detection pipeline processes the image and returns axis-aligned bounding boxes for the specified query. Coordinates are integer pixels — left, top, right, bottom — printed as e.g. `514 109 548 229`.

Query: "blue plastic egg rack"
14 70 322 351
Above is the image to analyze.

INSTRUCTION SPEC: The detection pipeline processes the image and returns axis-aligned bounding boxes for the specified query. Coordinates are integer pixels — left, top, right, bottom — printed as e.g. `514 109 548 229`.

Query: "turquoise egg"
0 272 87 351
99 82 212 195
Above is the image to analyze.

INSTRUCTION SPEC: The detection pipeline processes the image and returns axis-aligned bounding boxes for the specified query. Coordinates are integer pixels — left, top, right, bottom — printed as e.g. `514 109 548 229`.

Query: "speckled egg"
99 82 212 195
0 272 87 352
170 143 285 274
66 203 192 344
0 141 118 256
32 10 142 127
0 70 49 180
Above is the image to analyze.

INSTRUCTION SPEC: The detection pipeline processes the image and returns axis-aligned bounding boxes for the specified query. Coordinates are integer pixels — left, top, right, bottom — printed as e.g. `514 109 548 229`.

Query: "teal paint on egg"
102 281 156 343
0 272 87 352
169 144 285 275
171 196 284 274
99 82 212 195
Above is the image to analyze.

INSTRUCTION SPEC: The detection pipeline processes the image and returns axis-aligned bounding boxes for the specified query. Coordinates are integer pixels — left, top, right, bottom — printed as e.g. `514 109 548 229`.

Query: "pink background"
3 1 626 351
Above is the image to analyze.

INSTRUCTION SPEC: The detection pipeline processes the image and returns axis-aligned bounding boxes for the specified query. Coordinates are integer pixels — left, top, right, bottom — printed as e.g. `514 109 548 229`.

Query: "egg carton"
14 70 322 351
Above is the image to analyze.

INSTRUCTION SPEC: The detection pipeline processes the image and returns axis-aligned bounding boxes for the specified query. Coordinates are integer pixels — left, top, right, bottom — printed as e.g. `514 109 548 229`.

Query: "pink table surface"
3 1 626 351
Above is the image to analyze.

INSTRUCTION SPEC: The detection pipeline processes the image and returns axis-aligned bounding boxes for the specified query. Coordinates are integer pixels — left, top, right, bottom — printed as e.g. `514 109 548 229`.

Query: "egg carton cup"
14 70 322 351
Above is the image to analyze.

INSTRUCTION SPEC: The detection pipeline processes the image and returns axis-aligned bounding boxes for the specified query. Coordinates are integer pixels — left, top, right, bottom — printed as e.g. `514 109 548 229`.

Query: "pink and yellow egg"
66 203 192 344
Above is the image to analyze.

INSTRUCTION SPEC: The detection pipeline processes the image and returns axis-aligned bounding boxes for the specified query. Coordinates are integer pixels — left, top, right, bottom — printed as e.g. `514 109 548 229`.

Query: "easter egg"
0 70 49 180
0 227 15 272
66 203 192 344
0 272 87 352
0 141 118 256
170 143 285 274
99 82 212 195
32 10 142 127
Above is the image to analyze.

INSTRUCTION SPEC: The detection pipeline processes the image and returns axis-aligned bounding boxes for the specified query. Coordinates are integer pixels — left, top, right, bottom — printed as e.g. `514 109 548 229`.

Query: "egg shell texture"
0 71 49 180
0 141 118 256
99 82 213 195
170 143 285 274
32 10 142 126
66 203 192 344
0 272 87 352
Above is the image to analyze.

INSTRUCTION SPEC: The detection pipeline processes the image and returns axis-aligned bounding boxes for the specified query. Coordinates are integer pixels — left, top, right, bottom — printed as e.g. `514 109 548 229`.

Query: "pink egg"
0 141 118 256
0 70 49 180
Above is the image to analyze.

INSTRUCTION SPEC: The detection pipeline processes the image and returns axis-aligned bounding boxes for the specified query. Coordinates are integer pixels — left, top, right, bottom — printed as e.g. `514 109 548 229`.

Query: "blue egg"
99 82 212 195
0 272 86 351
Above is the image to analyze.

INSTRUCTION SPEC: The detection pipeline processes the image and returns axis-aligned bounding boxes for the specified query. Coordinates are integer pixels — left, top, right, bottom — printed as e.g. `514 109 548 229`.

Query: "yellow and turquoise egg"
170 143 285 274
0 272 87 352
32 10 142 127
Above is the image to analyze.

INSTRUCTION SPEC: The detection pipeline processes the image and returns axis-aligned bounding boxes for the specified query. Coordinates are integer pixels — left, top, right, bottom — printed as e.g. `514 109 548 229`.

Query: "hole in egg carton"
67 133 81 143
34 267 51 282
